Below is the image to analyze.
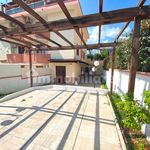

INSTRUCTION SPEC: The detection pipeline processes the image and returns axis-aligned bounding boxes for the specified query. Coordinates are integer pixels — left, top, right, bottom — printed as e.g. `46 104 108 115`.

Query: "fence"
104 69 150 103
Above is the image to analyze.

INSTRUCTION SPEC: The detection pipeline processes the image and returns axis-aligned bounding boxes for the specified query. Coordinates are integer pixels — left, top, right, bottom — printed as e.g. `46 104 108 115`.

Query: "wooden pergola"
0 0 149 94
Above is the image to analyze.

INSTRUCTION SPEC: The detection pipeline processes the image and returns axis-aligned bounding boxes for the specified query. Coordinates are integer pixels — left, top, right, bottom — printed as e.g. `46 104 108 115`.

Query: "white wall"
0 63 51 94
105 69 150 103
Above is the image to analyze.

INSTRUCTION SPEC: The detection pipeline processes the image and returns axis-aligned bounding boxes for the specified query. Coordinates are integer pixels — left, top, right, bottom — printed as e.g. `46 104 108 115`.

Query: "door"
56 66 66 84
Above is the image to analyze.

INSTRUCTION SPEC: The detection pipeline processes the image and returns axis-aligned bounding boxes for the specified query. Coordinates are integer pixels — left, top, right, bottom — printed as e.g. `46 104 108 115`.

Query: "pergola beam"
114 0 146 42
31 43 115 51
0 6 149 38
0 38 30 48
110 0 147 94
54 31 75 47
57 0 72 20
128 17 141 94
13 0 48 27
37 33 62 47
115 22 130 42
13 0 73 48
23 35 51 49
57 0 88 48
0 11 25 29
137 0 147 7
1 36 115 51
98 0 103 44
74 28 87 47
8 36 37 47
0 25 8 33
0 24 40 48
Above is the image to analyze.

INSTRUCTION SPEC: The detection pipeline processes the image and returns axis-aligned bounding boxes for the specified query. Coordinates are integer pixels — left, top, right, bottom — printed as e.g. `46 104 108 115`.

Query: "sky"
79 0 150 44
1 0 150 45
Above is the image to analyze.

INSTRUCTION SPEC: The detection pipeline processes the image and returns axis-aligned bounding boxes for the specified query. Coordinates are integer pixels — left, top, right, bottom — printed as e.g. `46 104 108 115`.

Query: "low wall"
104 69 150 103
0 63 51 94
104 69 150 141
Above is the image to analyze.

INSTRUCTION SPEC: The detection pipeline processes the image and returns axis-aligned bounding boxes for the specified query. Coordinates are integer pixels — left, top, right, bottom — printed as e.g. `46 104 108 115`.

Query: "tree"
87 53 94 60
86 49 109 61
115 36 132 69
111 19 150 72
138 20 150 72
94 53 101 60
100 49 109 60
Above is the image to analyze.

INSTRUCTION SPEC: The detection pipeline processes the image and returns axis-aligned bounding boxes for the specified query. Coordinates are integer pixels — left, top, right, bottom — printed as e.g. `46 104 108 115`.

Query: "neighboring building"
0 0 91 84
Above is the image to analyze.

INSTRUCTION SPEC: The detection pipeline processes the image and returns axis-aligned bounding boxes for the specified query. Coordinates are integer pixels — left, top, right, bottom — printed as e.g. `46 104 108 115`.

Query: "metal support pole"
29 49 33 87
110 48 115 94
94 72 95 88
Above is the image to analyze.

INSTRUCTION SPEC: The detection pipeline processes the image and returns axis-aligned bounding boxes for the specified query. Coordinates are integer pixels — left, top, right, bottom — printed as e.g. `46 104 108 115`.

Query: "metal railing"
6 1 44 15
5 0 74 15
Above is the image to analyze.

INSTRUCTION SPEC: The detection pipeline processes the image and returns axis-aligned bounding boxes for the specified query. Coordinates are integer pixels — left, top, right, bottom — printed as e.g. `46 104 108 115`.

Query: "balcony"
6 1 44 15
5 0 71 15
7 53 50 63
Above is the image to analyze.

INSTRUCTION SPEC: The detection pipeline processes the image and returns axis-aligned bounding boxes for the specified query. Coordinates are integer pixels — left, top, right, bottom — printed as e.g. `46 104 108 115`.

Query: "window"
36 65 44 68
21 65 25 68
18 47 25 54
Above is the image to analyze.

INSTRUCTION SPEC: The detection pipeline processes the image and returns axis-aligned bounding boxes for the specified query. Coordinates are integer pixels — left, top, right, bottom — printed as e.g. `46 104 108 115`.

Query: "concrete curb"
0 84 108 103
0 87 35 103
106 95 127 150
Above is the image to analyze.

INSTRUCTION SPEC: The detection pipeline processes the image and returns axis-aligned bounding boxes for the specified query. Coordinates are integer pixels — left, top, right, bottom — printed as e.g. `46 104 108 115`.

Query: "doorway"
56 66 66 84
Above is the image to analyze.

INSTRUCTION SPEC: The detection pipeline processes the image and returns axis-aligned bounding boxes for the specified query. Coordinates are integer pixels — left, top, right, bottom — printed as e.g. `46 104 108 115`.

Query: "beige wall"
49 50 75 60
50 62 81 83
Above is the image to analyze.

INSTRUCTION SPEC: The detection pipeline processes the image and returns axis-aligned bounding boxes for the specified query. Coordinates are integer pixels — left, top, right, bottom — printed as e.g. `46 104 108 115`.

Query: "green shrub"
110 92 150 149
136 140 145 150
111 93 150 131
118 101 149 130
100 84 108 89
144 90 150 109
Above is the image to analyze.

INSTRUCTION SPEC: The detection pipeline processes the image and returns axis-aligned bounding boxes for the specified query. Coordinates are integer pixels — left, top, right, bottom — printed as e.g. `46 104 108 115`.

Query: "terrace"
0 86 123 149
0 0 149 149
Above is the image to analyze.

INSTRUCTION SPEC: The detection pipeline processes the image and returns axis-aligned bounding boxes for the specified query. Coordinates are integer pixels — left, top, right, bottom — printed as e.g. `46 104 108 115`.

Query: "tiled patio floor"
0 87 123 150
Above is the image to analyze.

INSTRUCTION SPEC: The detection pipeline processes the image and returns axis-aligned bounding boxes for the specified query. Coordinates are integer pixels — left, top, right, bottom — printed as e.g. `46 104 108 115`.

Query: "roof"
50 59 91 65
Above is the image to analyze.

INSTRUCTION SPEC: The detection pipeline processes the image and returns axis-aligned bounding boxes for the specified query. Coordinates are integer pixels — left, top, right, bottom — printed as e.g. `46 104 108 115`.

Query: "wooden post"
128 17 141 94
29 49 33 87
110 47 115 94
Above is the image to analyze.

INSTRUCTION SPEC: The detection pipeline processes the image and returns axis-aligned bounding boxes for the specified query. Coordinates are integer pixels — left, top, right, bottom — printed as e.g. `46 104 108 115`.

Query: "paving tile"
0 88 123 150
